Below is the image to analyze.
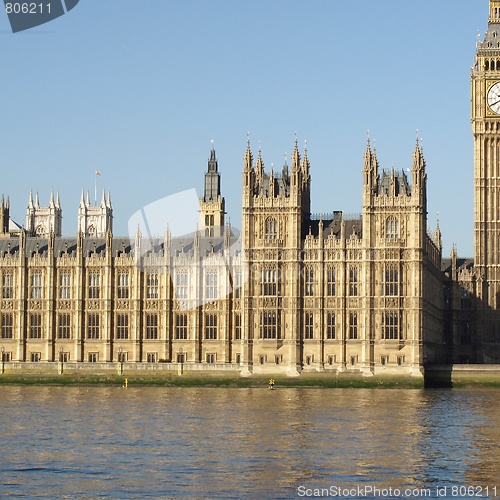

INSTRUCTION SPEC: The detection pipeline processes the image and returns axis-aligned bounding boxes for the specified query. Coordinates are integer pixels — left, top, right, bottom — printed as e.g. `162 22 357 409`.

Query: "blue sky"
0 0 488 256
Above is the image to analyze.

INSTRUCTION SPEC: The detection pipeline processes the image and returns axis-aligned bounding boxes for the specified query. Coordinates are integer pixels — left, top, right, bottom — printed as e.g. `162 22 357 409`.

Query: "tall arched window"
265 217 278 242
349 267 358 296
305 266 314 296
386 216 399 240
349 312 358 339
382 311 400 340
261 266 281 296
383 264 400 296
205 271 218 300
175 270 188 299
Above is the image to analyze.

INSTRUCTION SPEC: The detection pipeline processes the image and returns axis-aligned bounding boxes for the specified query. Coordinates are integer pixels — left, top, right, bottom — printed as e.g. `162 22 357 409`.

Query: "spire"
86 191 90 206
204 145 221 202
435 215 442 250
56 191 61 209
224 217 231 251
48 226 54 250
101 189 106 207
244 132 253 172
255 145 264 181
208 140 218 172
80 188 85 207
363 136 378 192
164 223 171 249
291 132 301 172
133 223 142 264
28 189 34 208
412 134 426 173
451 244 458 274
194 224 200 249
49 190 55 208
106 228 112 251
363 141 371 168
301 139 310 177
35 192 39 207
107 190 112 209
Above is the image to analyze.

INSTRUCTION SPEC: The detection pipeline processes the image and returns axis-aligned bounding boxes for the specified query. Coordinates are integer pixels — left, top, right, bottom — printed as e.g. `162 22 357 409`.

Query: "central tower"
471 0 500 343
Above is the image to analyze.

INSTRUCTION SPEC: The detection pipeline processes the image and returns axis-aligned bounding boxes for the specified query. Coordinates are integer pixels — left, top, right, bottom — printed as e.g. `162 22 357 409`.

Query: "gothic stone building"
0 137 445 377
2 1 500 376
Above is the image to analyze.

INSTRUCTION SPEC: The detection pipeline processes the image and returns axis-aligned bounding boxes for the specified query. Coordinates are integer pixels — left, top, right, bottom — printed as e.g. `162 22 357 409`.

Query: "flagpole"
94 170 101 205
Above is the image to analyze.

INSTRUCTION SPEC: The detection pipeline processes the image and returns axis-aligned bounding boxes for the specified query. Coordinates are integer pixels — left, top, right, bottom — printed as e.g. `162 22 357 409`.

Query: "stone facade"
0 138 446 377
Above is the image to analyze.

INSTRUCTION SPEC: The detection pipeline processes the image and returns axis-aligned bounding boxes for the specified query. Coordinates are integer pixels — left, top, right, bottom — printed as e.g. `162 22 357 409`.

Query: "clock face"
488 82 500 114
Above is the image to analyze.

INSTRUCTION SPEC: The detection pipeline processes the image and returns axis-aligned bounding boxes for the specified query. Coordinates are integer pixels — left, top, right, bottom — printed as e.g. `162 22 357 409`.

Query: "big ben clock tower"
472 0 500 317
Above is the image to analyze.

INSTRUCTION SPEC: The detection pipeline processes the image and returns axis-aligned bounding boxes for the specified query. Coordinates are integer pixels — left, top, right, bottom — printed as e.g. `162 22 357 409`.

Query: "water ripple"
0 387 500 498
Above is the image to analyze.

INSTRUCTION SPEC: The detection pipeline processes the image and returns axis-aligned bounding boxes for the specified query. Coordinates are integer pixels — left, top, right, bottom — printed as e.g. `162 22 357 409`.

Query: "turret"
362 138 379 200
26 190 63 237
199 144 225 237
0 195 10 234
411 137 427 206
77 189 113 238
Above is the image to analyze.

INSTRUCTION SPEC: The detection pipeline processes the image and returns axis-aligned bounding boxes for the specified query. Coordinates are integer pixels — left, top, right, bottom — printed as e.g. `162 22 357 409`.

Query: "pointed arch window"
116 314 129 340
261 266 281 296
205 314 218 340
175 270 188 299
117 272 129 299
146 273 159 299
349 312 358 339
146 313 159 340
2 272 14 299
327 312 336 339
88 271 100 299
305 266 314 296
175 313 188 340
383 264 400 296
260 311 281 339
87 313 100 339
382 311 400 340
205 271 218 300
59 272 71 299
30 271 43 299
327 267 336 296
29 313 42 339
305 312 314 339
205 214 214 237
349 267 358 296
265 217 278 242
386 216 399 240
1 313 13 339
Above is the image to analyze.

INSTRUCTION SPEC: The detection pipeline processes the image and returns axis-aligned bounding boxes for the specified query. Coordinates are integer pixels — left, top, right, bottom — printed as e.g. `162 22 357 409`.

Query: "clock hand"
491 98 500 107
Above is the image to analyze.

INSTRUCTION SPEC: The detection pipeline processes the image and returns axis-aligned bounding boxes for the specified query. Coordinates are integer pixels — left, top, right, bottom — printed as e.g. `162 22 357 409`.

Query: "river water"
0 386 499 499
